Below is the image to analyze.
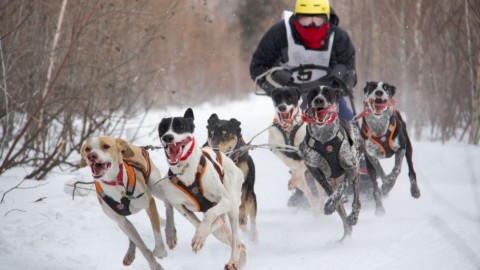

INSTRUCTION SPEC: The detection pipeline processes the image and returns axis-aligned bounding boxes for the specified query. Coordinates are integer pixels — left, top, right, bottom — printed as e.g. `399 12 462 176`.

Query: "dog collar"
100 163 125 187
180 137 195 162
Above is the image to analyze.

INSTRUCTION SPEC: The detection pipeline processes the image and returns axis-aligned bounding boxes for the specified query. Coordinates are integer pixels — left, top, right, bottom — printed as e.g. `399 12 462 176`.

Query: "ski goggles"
296 15 328 27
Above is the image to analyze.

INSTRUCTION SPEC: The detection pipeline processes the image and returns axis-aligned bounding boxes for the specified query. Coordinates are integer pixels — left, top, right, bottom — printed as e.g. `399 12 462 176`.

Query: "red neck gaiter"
293 20 330 49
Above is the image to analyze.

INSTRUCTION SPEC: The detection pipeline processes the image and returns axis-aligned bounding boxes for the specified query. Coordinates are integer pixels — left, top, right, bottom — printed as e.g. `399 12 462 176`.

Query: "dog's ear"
384 83 396 96
79 143 88 168
207 113 219 129
306 87 320 106
229 118 242 136
364 81 374 94
332 88 342 102
184 108 194 120
116 138 135 158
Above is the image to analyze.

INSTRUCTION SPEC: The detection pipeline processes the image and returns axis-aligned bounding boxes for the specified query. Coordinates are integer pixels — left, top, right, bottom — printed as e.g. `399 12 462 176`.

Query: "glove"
328 64 357 90
271 68 293 86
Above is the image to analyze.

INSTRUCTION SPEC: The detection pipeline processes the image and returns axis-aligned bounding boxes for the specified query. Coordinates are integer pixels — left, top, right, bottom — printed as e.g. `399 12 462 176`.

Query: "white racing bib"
282 10 334 84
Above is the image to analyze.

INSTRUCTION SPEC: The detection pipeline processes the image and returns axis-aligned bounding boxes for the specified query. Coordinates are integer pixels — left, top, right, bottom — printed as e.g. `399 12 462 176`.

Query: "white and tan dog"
80 136 173 270
269 86 325 213
157 108 247 270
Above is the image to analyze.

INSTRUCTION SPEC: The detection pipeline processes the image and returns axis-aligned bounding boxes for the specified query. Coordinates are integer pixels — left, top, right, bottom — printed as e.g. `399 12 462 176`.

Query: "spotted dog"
80 136 173 270
158 108 247 270
360 81 421 215
269 86 325 213
299 86 362 241
206 113 258 241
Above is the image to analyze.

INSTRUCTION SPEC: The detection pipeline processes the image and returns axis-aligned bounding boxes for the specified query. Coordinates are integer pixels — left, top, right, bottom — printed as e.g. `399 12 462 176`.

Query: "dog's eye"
102 144 110 150
85 147 91 153
274 95 282 103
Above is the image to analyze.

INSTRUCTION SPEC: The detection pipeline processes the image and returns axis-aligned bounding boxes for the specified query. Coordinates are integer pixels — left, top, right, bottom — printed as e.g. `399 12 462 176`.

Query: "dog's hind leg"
381 149 405 196
146 198 168 259
405 134 421 198
225 203 246 270
365 155 385 216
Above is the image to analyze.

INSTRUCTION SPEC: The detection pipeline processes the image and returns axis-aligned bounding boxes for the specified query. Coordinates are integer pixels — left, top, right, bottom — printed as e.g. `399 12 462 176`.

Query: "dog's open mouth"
314 104 337 125
90 161 112 178
165 137 193 165
371 98 388 115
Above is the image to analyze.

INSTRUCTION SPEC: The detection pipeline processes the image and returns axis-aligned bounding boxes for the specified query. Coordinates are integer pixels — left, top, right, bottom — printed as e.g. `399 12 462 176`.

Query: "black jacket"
250 9 356 94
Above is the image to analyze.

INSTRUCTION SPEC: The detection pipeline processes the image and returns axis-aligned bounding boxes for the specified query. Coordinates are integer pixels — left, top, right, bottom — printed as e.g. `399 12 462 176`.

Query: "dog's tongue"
315 109 331 124
374 98 388 114
91 162 110 177
279 112 291 122
167 144 183 164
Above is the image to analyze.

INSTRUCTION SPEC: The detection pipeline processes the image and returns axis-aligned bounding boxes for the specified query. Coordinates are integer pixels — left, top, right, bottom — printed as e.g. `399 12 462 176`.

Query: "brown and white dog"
360 81 421 215
269 86 325 213
158 108 247 270
80 136 174 270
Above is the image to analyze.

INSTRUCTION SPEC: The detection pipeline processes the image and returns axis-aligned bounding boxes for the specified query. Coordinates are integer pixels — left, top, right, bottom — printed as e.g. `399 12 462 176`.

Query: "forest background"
0 0 479 179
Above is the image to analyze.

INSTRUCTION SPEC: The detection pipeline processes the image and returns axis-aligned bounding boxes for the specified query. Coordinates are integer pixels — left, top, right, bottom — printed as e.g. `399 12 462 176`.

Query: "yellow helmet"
294 0 330 16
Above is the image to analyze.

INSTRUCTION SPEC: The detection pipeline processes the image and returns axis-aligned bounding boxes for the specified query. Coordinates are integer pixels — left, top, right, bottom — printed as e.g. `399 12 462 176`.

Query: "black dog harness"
273 122 304 161
95 149 152 216
305 128 347 178
361 116 398 158
168 150 224 212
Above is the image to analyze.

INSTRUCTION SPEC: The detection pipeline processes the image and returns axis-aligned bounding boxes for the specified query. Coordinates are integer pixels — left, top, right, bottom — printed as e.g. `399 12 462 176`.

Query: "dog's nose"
278 104 287 112
87 152 98 162
313 97 325 107
162 134 174 144
375 90 383 97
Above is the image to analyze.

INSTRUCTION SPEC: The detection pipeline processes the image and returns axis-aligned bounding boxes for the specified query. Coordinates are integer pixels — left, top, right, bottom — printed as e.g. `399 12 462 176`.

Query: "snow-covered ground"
1 94 480 270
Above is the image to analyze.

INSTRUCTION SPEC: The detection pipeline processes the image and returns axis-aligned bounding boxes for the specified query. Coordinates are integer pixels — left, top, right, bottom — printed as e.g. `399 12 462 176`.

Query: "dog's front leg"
115 216 164 270
344 168 361 226
364 154 385 216
306 165 337 214
381 149 405 196
164 202 177 250
193 197 231 252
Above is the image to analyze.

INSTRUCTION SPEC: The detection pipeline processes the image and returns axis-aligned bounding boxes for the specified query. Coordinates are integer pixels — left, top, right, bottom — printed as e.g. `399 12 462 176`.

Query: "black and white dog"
158 108 247 270
361 81 421 215
299 86 362 241
206 113 258 241
269 86 325 213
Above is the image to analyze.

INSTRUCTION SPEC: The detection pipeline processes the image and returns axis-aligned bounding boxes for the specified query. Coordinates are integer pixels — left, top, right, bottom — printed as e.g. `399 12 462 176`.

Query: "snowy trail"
1 95 480 270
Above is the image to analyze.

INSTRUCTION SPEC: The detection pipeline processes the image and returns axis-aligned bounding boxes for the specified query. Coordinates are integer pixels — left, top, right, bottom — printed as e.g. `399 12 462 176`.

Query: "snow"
1 94 480 270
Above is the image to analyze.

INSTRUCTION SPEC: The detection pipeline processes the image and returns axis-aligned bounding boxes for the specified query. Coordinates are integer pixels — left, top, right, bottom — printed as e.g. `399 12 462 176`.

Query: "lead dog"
158 108 247 270
269 86 325 213
360 81 421 215
206 113 258 241
80 136 172 270
299 86 362 241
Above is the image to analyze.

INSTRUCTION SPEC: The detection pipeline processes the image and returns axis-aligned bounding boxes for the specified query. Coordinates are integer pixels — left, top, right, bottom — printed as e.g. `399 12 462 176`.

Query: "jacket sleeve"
249 22 287 94
330 27 357 88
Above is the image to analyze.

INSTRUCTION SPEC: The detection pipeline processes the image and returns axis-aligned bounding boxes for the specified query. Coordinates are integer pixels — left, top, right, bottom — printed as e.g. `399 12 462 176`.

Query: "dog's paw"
375 205 386 217
191 230 208 252
347 213 359 226
287 178 298 190
324 198 336 215
381 181 394 196
411 184 421 198
123 254 135 266
153 245 168 259
165 227 177 250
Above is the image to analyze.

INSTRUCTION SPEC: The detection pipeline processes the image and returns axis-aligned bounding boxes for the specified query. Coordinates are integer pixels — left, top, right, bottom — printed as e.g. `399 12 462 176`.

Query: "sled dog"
80 136 172 270
158 108 247 270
